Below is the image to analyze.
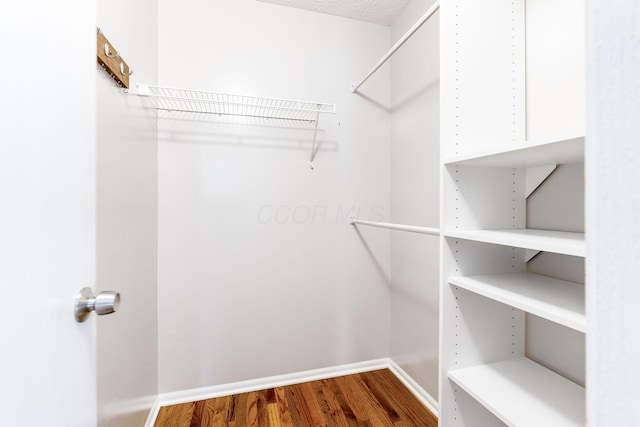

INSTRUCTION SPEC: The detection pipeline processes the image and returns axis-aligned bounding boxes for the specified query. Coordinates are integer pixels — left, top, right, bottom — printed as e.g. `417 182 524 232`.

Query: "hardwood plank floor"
154 369 438 427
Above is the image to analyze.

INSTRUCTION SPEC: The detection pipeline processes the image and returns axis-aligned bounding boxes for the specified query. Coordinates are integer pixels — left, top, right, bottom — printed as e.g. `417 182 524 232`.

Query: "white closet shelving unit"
137 84 336 169
439 0 586 426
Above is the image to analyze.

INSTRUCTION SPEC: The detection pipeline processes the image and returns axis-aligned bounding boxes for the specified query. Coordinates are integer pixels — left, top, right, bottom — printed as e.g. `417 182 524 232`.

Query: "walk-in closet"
2 0 639 426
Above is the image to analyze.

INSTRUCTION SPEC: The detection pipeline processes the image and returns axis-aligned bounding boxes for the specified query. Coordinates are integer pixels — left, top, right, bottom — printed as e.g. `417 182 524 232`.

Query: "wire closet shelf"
137 84 336 169
137 84 336 122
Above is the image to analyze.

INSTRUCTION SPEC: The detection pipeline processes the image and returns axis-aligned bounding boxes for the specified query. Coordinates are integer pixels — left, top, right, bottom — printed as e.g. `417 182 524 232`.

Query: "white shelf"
137 84 336 122
443 136 584 168
449 272 585 332
443 229 585 257
448 358 585 427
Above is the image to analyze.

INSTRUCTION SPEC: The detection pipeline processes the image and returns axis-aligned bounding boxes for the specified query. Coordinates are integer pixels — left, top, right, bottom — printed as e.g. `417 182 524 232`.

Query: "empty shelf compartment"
449 272 585 332
448 357 585 427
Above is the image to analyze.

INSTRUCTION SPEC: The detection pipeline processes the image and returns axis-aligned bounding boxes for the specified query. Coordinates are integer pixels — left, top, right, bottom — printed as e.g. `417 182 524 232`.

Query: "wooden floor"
155 369 438 427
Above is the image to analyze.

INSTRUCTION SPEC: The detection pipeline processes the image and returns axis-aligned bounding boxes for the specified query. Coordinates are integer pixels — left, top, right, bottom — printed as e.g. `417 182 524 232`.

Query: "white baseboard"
143 396 161 427
387 359 440 418
144 357 438 427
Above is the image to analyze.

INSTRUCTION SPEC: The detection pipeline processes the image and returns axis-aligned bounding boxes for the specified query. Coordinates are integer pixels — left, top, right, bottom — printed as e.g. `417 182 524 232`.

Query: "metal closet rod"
350 217 440 236
351 0 440 93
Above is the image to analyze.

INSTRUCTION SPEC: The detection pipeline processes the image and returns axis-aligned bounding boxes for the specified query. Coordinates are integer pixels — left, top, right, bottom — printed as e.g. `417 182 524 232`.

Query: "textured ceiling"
257 0 412 26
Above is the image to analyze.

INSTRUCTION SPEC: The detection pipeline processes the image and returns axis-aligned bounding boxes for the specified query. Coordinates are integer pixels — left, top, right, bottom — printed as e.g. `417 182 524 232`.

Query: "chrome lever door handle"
74 287 121 322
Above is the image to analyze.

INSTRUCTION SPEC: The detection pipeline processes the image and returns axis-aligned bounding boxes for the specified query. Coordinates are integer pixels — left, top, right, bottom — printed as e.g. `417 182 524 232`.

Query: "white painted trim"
387 359 440 418
145 358 439 426
143 396 161 427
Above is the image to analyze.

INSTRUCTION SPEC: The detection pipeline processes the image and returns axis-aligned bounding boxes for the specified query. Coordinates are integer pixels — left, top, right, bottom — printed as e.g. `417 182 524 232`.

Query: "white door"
0 1 98 426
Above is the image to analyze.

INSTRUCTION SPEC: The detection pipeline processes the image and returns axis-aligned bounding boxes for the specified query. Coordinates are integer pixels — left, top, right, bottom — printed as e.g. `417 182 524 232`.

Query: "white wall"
586 0 640 424
96 1 158 425
389 0 440 403
157 0 392 393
